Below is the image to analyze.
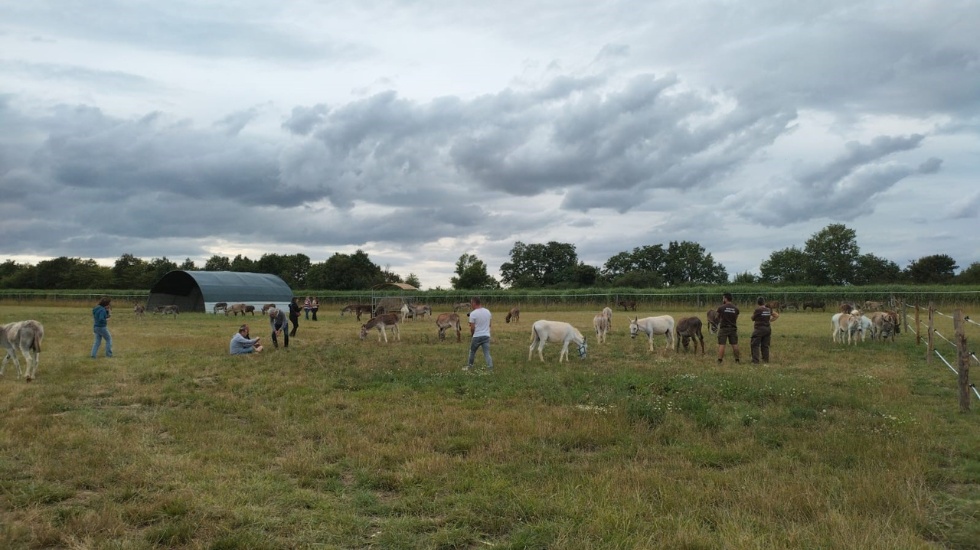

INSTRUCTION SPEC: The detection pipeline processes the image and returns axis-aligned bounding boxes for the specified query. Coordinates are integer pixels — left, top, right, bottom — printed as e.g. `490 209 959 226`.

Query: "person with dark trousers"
268 307 289 349
288 297 301 337
311 298 319 321
750 297 778 363
716 292 740 363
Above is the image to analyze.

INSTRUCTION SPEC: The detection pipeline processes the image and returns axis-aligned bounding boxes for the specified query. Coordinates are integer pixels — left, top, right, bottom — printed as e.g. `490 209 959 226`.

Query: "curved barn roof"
147 271 294 313
372 282 418 290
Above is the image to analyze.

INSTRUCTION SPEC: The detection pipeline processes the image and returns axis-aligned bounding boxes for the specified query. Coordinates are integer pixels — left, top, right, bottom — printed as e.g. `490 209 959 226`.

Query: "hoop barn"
145 271 294 314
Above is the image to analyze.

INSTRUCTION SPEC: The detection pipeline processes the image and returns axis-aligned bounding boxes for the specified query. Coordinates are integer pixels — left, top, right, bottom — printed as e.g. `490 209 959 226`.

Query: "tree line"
0 224 977 290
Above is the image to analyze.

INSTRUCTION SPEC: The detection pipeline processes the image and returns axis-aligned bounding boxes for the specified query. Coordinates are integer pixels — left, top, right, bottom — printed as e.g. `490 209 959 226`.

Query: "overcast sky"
1 1 977 289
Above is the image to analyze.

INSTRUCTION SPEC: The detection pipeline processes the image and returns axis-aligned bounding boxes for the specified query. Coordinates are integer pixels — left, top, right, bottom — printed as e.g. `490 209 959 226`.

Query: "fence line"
902 302 978 407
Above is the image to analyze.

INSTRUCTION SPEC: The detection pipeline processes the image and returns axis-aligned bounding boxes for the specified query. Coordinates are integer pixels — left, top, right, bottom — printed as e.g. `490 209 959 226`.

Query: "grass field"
1 302 978 549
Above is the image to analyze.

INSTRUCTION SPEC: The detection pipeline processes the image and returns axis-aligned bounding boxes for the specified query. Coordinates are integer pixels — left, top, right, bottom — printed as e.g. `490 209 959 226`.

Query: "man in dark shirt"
716 292 740 363
750 297 778 364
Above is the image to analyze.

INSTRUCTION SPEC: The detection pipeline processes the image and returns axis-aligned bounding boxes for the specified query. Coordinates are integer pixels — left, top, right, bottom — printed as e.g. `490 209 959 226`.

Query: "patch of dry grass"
0 302 977 548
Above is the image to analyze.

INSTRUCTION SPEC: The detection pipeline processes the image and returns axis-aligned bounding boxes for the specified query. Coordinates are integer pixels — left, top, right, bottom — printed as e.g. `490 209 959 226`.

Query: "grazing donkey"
341 304 373 321
435 312 462 342
154 305 179 318
505 307 520 323
1 320 44 382
618 300 637 312
675 317 705 354
706 309 720 334
213 302 228 314
134 304 146 321
528 320 588 363
360 313 401 343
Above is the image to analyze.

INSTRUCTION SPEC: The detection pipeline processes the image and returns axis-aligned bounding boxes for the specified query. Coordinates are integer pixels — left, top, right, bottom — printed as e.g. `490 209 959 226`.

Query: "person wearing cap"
229 324 263 355
268 307 289 349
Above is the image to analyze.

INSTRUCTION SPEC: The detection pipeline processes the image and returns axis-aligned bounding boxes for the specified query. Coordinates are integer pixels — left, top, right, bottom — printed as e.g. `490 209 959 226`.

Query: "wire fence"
902 302 979 407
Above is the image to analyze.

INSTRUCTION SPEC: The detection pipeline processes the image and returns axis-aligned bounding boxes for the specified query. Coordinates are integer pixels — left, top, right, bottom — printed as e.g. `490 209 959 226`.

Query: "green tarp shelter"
146 271 294 313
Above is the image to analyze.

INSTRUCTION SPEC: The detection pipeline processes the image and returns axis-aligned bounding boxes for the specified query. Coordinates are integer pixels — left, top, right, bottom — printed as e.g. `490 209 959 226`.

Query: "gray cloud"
0 1 977 286
750 136 943 227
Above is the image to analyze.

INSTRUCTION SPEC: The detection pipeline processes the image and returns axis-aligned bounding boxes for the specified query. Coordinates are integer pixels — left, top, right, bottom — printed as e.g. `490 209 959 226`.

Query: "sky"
1 1 978 289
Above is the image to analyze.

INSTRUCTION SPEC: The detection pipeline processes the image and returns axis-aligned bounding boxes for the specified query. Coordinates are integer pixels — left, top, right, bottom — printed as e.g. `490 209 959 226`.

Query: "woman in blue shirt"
92 297 113 358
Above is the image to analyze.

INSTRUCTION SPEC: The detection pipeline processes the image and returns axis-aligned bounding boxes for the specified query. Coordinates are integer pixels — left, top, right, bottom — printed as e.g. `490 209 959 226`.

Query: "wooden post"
915 304 921 346
955 310 971 412
901 302 908 335
926 302 934 364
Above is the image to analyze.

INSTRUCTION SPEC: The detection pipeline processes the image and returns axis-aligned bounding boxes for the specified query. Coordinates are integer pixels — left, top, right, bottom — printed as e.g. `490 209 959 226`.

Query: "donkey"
435 312 462 342
529 320 588 363
505 307 520 323
593 313 610 344
134 304 146 320
1 320 44 382
629 315 675 351
618 300 637 312
213 302 228 314
360 313 401 343
675 317 705 354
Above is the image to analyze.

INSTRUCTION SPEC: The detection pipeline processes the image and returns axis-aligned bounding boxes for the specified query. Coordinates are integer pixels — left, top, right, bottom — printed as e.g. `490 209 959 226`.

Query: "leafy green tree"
308 250 384 290
230 254 255 272
404 273 422 289
905 254 957 284
611 270 663 288
732 271 758 284
955 262 980 284
570 262 601 287
804 224 860 285
254 253 310 288
112 253 149 289
663 241 728 285
499 241 578 288
852 253 902 285
179 258 197 271
35 257 110 289
204 255 232 271
760 247 809 284
451 253 500 290
145 257 179 287
0 260 36 288
603 245 667 281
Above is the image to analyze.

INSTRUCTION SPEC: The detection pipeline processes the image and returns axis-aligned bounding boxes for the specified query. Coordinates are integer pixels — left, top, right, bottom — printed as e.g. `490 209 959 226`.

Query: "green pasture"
1 302 977 549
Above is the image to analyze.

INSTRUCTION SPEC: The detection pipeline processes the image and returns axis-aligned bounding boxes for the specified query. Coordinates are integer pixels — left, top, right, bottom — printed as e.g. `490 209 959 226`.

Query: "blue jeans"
468 335 493 369
92 326 113 358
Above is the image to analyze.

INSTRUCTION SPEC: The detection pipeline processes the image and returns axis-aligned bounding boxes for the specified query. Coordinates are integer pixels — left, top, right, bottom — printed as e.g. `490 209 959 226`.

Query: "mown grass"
1 303 977 549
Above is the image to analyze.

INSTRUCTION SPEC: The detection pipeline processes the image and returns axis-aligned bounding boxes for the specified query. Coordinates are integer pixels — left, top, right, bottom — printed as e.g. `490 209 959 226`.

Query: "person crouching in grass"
230 324 263 355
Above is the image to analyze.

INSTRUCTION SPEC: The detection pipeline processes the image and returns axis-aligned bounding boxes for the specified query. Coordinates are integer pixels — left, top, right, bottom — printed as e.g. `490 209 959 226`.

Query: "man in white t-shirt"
465 296 493 371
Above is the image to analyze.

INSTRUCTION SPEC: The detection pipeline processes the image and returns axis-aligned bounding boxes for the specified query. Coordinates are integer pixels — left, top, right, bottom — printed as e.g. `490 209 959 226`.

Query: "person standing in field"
268 307 289 349
229 324 263 355
91 296 113 358
750 297 778 364
288 297 301 337
303 296 312 320
310 297 319 321
716 292 740 364
464 296 493 372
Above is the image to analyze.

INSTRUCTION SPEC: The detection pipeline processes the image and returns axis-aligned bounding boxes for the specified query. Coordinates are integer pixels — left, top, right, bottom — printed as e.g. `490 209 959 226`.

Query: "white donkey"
529 320 588 362
629 315 675 351
1 320 45 382
593 313 610 344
